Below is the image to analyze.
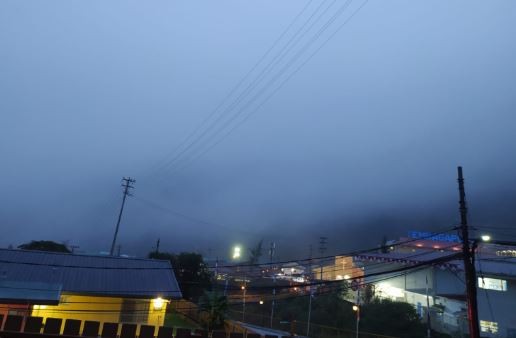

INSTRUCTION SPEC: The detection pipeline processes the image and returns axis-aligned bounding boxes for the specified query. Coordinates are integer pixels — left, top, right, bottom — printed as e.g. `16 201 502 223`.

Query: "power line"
142 0 316 179
158 0 370 182
0 249 461 295
133 195 263 236
144 0 368 182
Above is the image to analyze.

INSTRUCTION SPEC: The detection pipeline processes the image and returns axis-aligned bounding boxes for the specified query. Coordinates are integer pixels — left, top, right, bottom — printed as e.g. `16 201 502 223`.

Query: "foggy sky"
1 0 515 260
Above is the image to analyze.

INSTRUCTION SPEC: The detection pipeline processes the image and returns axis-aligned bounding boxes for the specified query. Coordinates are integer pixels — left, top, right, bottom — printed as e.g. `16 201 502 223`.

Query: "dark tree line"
148 251 212 302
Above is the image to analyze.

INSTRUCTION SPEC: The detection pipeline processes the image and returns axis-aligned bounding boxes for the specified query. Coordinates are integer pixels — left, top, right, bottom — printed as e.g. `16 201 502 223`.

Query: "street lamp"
259 300 264 325
241 285 246 322
481 235 491 242
352 304 360 338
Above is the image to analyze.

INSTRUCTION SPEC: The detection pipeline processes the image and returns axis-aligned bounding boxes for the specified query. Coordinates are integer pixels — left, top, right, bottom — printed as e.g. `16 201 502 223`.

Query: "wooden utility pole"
110 177 135 256
457 167 480 338
270 242 276 328
306 244 313 336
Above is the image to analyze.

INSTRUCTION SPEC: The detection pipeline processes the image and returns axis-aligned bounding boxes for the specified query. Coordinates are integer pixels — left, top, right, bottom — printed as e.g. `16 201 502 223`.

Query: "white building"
353 233 516 338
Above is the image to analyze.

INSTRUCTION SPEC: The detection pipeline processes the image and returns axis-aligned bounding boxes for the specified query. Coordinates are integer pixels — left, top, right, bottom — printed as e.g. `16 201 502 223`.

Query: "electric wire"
143 0 317 179
156 0 369 181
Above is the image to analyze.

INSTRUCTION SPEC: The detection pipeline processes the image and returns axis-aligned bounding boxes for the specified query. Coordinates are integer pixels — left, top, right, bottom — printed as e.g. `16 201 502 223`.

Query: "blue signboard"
408 231 461 243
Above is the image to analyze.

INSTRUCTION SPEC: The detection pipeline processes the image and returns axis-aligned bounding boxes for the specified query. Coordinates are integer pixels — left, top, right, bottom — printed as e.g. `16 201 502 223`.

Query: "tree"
361 298 426 338
148 251 212 301
248 239 263 264
18 240 71 253
198 291 228 331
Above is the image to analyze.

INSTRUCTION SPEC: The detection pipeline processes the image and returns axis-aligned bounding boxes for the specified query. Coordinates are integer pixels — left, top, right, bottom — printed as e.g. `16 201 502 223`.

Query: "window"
120 299 150 323
478 277 507 291
480 320 498 334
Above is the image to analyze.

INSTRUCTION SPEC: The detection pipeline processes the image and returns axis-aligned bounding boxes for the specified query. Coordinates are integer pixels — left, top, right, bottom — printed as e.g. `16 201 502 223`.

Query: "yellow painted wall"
31 294 167 333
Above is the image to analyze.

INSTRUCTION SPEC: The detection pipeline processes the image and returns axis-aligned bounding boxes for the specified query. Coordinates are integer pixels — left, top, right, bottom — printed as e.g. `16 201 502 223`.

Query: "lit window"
480 320 498 334
478 277 507 291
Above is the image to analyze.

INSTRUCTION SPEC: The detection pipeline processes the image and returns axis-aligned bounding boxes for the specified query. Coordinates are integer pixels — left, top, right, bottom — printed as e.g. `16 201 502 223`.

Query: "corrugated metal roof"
0 281 61 304
0 249 182 299
354 249 516 277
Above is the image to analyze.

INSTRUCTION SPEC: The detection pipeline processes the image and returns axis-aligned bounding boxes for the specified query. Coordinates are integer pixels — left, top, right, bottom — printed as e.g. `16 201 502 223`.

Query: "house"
352 233 516 338
0 248 182 329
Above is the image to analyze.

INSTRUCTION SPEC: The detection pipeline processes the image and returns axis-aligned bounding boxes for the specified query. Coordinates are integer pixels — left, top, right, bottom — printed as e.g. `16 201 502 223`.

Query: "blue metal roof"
0 249 182 299
0 281 61 304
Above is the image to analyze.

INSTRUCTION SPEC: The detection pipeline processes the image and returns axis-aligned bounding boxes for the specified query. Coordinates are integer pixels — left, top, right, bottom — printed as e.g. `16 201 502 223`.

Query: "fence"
0 314 283 338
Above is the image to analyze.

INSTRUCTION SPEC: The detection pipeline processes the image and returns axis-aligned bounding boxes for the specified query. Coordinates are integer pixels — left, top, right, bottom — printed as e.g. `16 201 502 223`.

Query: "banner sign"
408 231 461 243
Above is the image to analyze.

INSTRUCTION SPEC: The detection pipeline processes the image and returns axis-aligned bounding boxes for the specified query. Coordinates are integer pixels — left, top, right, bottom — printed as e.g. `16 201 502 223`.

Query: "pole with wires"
270 242 276 328
425 274 432 338
457 167 480 338
110 177 135 256
307 245 313 337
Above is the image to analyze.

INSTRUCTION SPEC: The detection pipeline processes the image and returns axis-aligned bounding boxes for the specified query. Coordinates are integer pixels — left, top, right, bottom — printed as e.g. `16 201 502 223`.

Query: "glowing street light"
242 284 247 322
481 235 491 242
233 246 241 260
352 304 360 338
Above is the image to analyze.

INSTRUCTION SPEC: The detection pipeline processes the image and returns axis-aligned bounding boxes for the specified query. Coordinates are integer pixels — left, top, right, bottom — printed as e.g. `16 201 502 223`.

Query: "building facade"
353 234 516 338
0 248 182 331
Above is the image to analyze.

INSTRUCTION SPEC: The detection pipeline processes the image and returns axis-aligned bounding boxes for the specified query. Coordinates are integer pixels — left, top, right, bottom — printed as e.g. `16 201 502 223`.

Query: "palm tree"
198 291 228 331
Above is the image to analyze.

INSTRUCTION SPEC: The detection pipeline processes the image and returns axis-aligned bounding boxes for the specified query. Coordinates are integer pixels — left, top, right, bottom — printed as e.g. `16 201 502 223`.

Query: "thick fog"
1 0 515 260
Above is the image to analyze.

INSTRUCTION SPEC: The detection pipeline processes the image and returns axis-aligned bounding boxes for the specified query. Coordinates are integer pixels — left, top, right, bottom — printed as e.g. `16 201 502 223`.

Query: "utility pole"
307 245 313 337
155 238 160 254
352 289 361 338
457 166 480 338
270 242 276 328
425 274 432 338
319 237 327 280
110 177 135 256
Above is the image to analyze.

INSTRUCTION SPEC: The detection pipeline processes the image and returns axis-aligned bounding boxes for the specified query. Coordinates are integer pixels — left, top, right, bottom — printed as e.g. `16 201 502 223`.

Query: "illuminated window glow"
377 283 404 299
480 320 498 334
478 277 507 291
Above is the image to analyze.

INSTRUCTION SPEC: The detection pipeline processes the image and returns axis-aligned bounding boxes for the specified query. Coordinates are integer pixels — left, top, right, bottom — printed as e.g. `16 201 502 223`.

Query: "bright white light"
352 305 359 311
259 300 264 305
153 297 165 310
233 246 241 259
481 235 491 242
377 283 404 299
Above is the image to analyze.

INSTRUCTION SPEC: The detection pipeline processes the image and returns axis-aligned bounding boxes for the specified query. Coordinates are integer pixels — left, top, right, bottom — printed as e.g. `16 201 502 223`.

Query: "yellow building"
313 255 364 281
0 248 181 332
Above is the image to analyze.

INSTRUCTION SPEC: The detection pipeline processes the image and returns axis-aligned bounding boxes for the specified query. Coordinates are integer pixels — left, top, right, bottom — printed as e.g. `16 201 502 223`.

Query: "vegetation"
18 240 71 253
248 239 264 264
239 289 430 338
149 251 212 302
164 312 200 329
198 291 228 331
361 299 426 338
